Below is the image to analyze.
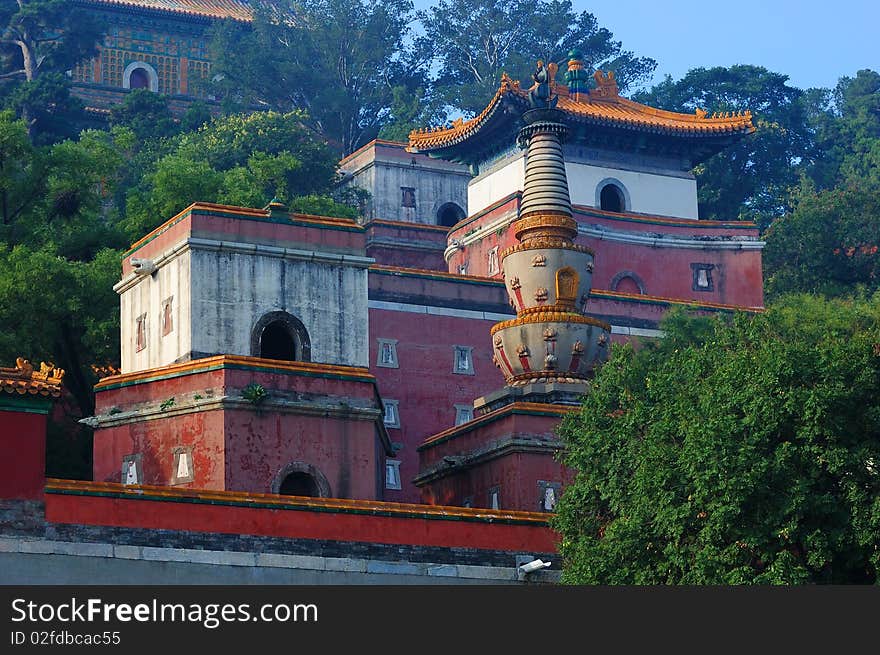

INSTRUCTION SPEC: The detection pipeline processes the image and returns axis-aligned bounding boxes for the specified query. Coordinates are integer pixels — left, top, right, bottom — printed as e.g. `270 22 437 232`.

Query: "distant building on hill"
68 0 253 115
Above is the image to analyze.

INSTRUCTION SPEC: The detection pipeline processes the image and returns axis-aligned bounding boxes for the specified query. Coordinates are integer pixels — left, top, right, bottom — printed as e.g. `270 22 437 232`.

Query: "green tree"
122 111 349 239
553 297 880 584
0 0 102 139
108 89 178 142
763 178 880 299
808 69 880 189
633 66 812 226
209 0 423 154
0 111 129 421
419 0 656 116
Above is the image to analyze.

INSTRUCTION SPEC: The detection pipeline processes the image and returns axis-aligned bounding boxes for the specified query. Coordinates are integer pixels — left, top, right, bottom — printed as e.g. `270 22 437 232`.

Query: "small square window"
691 263 715 292
462 496 473 508
487 247 499 275
383 399 400 428
489 486 501 510
135 313 147 352
454 404 473 426
385 459 401 490
453 346 474 375
458 264 468 275
538 480 562 512
171 447 194 484
401 186 416 209
161 296 174 336
121 453 143 485
376 338 399 368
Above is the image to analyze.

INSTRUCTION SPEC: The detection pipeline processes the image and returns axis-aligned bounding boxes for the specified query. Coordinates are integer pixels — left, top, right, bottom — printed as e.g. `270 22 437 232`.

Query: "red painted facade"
417 404 574 510
446 194 764 308
364 220 448 271
0 409 48 499
45 480 558 554
92 358 389 498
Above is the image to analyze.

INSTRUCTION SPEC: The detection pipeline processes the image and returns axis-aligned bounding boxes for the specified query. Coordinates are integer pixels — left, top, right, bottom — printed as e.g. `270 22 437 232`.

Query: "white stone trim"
444 214 763 261
578 224 765 251
368 299 663 337
369 299 512 322
610 325 663 338
122 61 159 92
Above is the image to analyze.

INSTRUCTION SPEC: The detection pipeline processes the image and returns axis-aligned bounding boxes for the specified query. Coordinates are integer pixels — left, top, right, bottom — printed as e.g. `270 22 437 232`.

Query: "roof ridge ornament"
529 61 559 109
591 70 619 99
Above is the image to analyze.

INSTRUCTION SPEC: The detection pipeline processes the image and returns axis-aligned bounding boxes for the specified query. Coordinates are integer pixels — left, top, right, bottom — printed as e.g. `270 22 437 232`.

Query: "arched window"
610 270 647 295
596 178 630 213
271 462 331 498
251 311 311 362
599 184 625 212
436 202 465 227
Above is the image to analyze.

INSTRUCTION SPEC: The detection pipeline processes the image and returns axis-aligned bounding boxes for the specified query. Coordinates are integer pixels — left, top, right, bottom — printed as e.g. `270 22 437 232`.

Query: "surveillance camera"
519 559 551 574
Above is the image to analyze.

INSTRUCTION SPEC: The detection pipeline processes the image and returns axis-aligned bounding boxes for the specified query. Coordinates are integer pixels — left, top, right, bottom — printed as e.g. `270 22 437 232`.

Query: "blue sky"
588 0 877 90
413 0 877 91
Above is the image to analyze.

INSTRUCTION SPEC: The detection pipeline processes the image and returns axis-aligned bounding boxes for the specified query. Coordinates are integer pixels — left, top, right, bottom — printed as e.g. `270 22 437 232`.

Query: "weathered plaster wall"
189 247 369 367
338 142 470 224
120 250 192 373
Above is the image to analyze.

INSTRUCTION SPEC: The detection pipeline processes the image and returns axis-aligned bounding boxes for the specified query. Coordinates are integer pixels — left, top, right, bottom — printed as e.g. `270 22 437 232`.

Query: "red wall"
45 481 558 554
93 360 386 499
447 196 765 308
418 407 572 511
93 410 226 488
422 452 573 512
224 410 379 498
0 410 47 499
369 308 501 502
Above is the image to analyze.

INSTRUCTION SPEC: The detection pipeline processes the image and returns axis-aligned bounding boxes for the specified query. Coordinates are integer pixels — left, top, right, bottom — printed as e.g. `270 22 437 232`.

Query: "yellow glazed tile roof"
0 358 64 398
88 0 253 21
409 72 755 151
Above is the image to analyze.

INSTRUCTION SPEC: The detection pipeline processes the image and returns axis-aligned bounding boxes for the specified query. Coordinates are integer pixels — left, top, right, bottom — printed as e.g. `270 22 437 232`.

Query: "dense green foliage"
554 297 880 584
0 0 101 140
208 0 424 154
633 66 811 226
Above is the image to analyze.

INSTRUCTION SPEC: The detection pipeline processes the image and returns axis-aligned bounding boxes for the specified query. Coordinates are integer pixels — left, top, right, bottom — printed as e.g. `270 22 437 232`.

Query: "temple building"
80 53 764 514
68 0 253 115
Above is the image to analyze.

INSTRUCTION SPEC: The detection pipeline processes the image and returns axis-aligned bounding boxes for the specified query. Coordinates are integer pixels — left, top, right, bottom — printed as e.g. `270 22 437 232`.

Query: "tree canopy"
633 65 812 226
208 0 423 154
419 0 656 116
553 297 880 584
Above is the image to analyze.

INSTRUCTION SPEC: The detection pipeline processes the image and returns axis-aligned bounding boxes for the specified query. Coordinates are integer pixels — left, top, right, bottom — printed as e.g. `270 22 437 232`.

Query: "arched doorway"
436 202 465 227
129 68 150 89
272 462 331 498
251 311 311 362
278 472 320 497
122 62 159 92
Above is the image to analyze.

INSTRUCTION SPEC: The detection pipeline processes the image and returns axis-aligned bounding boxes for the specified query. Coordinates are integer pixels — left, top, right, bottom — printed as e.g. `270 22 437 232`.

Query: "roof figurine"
529 60 558 109
564 49 589 100
0 358 65 397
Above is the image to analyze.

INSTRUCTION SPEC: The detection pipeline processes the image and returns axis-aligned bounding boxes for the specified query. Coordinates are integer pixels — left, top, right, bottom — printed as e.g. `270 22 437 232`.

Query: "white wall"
120 251 192 373
189 248 369 367
119 243 370 373
468 154 699 220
